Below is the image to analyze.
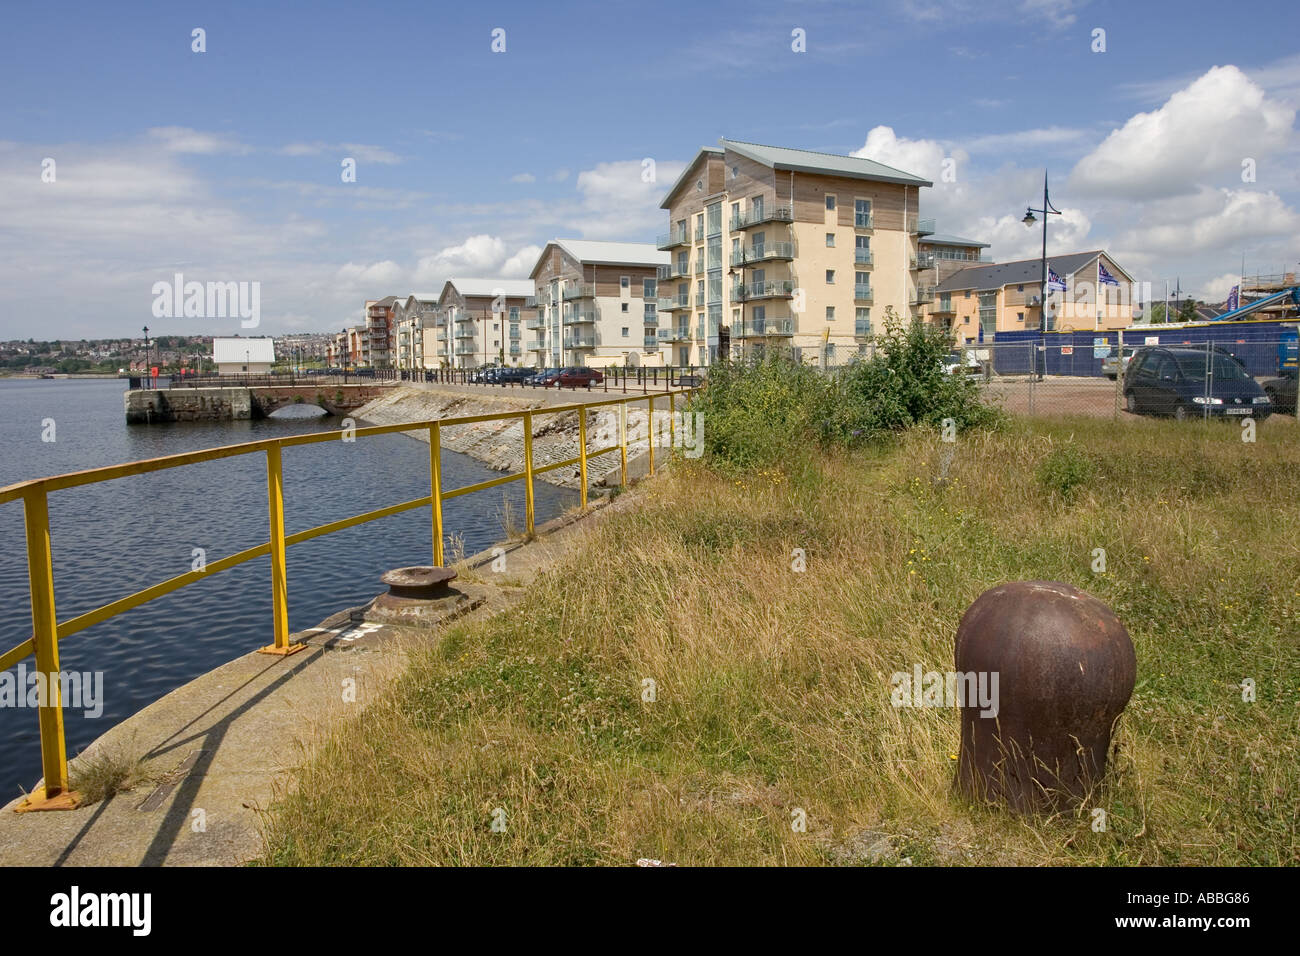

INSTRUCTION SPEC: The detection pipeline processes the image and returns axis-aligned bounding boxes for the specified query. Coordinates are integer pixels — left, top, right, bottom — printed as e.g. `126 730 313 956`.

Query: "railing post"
16 487 77 811
647 395 655 476
578 406 589 509
619 401 628 487
669 392 676 452
258 444 303 656
430 423 444 566
523 411 535 536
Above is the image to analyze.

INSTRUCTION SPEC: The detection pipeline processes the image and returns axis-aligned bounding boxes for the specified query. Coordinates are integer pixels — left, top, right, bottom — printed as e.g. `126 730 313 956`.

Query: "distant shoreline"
0 372 123 380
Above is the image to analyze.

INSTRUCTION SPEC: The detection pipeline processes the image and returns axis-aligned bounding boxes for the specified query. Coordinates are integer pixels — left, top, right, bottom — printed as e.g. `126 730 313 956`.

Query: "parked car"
494 367 535 384
1122 347 1271 420
556 366 602 388
531 368 563 387
1261 368 1297 413
677 373 705 388
353 367 376 378
943 350 981 375
1101 352 1134 380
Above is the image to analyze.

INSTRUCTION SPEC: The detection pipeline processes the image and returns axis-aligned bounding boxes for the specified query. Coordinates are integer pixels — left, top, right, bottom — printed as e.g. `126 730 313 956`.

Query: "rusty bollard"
955 581 1136 812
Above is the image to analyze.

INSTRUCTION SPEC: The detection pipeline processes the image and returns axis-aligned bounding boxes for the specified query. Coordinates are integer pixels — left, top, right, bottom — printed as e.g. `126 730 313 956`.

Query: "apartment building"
657 139 932 366
915 231 992 288
528 239 669 368
931 250 1136 343
362 296 398 367
393 294 439 370
429 278 537 369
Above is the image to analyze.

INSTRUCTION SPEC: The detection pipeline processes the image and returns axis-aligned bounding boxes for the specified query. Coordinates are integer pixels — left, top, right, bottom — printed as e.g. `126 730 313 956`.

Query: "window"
826 270 835 284
978 292 997 336
1016 284 1024 292
706 202 721 236
620 276 630 290
825 195 836 211
621 302 629 313
854 199 871 228
622 327 629 337
826 233 835 247
509 307 519 321
964 290 971 298
1017 312 1024 323
826 307 835 321
643 278 656 298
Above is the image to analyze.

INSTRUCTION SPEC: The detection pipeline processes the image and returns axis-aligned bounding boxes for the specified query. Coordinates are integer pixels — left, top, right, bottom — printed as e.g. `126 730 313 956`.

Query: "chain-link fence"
958 338 1297 423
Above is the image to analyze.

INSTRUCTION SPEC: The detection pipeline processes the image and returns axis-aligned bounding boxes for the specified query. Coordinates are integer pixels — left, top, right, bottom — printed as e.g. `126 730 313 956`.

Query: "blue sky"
2 0 1298 338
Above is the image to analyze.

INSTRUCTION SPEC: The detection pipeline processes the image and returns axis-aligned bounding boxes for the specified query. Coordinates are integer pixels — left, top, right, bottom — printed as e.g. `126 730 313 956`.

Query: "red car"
556 366 603 388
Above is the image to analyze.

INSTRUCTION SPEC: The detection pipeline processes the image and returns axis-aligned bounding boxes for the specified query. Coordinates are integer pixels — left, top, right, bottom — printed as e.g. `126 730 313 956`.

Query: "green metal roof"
722 139 932 187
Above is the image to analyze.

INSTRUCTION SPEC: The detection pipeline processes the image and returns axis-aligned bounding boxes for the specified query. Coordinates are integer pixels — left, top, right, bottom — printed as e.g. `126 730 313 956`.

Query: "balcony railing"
912 253 935 270
696 321 719 339
854 285 874 302
738 317 795 337
695 224 705 241
660 326 690 342
525 316 546 330
643 337 660 351
529 338 547 350
563 334 596 349
508 328 521 339
732 279 796 301
912 218 936 236
657 262 691 281
854 249 874 266
854 212 874 229
911 287 935 305
508 344 521 356
731 241 796 266
454 343 477 355
854 319 873 338
564 311 597 324
455 327 475 339
730 205 793 231
524 295 538 307
562 283 595 301
656 227 691 250
657 294 691 312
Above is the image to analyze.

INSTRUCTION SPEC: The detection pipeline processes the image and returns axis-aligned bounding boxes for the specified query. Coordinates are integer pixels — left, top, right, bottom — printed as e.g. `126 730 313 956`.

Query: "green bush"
1036 444 1097 499
692 310 999 470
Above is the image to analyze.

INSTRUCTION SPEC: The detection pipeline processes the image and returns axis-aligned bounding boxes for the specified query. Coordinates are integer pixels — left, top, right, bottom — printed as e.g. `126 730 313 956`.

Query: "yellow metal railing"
0 389 693 811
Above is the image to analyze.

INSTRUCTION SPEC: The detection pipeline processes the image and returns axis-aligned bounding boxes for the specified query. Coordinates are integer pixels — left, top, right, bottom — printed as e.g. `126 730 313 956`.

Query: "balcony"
854 212 874 229
657 262 692 281
854 319 873 338
854 285 874 303
738 317 795 338
911 287 935 306
911 253 935 270
564 311 597 325
562 283 595 301
509 344 521 356
656 226 691 250
508 328 521 339
563 333 596 349
854 249 874 266
733 279 796 301
524 295 538 307
660 326 690 342
657 294 691 312
732 241 796 267
912 218 936 236
454 343 477 355
455 327 475 339
643 337 660 351
529 338 547 351
696 321 719 339
730 205 794 231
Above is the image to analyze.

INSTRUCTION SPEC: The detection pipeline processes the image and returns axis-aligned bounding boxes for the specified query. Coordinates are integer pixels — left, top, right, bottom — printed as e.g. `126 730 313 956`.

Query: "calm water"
0 378 575 797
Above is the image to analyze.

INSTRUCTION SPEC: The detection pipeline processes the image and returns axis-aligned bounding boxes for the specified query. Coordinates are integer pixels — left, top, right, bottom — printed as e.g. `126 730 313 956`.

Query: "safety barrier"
0 389 694 810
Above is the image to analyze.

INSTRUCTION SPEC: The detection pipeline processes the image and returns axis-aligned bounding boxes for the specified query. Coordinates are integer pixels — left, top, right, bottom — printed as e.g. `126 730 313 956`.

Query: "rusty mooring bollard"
955 581 1135 812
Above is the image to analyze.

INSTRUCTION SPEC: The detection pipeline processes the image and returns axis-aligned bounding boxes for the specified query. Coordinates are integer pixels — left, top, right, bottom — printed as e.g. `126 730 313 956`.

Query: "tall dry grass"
261 416 1299 866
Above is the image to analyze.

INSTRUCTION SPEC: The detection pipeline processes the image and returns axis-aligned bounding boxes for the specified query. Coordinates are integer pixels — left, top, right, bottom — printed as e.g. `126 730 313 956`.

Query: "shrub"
692 310 998 470
1036 444 1097 499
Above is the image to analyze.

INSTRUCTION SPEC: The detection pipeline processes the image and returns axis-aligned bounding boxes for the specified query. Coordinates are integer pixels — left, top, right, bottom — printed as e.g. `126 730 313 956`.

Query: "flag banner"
1047 267 1067 292
1098 262 1120 286
1226 285 1240 311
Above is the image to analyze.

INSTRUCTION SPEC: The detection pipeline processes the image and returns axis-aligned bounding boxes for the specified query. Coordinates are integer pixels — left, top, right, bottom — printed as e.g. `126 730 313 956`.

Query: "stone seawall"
353 386 673 489
125 387 253 423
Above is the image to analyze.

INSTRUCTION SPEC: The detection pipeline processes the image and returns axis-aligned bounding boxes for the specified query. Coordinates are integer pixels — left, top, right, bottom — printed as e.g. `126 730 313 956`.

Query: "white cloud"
278 142 401 164
510 173 536 183
147 126 251 155
501 244 543 276
852 126 956 181
1070 65 1296 199
550 168 570 182
569 159 686 239
1116 188 1300 255
1198 272 1244 302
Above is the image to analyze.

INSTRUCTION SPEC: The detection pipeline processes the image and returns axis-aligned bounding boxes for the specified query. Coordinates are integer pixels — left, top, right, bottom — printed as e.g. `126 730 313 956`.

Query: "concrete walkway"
0 490 646 866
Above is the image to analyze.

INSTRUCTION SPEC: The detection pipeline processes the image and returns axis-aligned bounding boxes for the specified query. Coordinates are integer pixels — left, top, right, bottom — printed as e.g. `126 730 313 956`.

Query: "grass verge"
260 416 1299 865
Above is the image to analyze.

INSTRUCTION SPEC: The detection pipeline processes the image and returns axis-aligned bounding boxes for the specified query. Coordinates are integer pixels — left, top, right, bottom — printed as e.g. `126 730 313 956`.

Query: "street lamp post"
728 264 745 363
141 325 151 387
1022 171 1062 380
342 328 348 384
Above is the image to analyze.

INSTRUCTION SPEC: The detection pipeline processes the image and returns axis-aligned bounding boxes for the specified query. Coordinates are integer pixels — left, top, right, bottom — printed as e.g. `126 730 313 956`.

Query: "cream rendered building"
429 278 537 369
528 239 669 369
657 139 933 365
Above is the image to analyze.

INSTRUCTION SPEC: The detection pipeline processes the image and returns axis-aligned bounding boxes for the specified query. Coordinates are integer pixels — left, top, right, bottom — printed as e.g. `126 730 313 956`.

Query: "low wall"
125 388 253 423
